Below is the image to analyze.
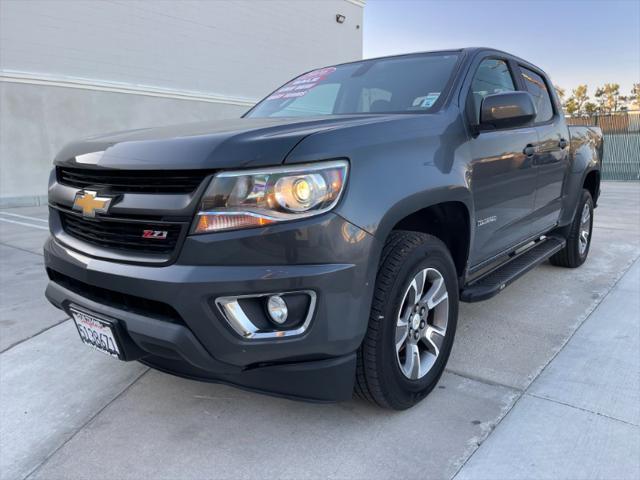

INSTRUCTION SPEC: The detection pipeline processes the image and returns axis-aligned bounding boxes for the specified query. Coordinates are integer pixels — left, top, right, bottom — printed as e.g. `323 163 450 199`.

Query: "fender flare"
372 185 474 276
560 166 601 227
375 185 473 239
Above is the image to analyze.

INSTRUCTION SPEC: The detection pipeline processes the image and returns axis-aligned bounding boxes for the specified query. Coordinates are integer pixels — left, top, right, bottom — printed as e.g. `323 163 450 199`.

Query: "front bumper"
44 212 379 401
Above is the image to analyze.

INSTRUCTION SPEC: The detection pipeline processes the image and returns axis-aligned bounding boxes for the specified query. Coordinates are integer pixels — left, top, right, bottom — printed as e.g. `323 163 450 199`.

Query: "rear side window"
520 67 554 122
470 59 516 123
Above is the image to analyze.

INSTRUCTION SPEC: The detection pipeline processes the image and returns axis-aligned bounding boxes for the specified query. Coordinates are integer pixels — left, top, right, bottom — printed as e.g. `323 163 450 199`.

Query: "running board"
460 236 566 303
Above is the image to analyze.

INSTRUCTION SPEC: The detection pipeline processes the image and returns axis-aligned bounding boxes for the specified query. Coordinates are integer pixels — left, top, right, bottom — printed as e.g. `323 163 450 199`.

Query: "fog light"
267 295 288 325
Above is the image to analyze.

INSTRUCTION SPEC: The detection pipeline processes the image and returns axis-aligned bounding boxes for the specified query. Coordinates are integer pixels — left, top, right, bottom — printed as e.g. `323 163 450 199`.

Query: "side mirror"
479 91 536 129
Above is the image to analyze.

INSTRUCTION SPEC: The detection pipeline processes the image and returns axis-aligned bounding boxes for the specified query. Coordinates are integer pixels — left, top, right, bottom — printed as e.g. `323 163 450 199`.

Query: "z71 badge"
142 230 168 239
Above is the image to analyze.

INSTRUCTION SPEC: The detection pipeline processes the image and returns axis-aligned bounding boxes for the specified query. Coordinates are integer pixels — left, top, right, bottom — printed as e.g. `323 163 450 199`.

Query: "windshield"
246 53 461 118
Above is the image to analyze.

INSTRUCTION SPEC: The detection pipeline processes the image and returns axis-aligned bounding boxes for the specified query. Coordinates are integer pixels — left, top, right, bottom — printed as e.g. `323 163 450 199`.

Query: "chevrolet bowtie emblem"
73 191 113 218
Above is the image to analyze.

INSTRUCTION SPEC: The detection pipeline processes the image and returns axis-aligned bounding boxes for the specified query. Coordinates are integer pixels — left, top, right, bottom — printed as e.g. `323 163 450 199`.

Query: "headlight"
193 160 348 233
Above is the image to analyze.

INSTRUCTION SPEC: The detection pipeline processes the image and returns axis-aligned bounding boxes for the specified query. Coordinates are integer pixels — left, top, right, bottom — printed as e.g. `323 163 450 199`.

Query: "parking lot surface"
1 182 639 480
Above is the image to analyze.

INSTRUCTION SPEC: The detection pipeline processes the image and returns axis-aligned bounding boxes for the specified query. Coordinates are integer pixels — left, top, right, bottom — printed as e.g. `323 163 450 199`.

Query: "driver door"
467 58 539 266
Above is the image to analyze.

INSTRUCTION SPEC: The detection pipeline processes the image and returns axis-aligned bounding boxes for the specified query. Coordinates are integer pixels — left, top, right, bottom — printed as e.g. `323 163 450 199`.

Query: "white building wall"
0 0 364 205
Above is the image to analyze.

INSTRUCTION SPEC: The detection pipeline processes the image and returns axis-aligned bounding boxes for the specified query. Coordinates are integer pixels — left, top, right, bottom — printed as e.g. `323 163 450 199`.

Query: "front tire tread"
355 231 454 409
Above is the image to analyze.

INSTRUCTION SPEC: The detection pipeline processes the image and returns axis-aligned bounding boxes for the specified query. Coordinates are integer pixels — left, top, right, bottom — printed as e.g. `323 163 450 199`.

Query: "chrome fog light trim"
215 291 316 339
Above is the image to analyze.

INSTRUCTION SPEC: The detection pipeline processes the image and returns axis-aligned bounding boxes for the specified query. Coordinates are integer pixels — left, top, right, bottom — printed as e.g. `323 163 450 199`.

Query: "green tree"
594 87 606 112
631 83 640 110
595 83 621 113
584 102 598 115
564 97 579 116
572 84 589 114
554 85 566 103
564 84 589 116
618 95 629 112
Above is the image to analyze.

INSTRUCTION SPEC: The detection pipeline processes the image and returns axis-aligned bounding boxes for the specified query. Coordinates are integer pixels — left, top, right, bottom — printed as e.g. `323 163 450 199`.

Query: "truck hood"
54 115 396 170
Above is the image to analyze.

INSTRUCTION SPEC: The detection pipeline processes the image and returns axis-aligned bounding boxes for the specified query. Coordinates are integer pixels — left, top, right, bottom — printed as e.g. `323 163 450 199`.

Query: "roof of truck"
331 47 548 79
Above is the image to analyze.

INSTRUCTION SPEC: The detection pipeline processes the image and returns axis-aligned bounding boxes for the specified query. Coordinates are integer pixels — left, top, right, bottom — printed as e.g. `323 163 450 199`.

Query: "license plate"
70 307 122 359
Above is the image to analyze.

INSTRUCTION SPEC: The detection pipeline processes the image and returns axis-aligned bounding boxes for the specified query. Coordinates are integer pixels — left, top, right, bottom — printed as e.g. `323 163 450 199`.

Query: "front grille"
59 210 183 255
47 268 185 325
57 167 210 194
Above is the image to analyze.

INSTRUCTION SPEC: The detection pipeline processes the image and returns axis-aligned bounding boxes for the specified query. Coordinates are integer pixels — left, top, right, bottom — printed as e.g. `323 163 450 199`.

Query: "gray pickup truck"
44 48 603 409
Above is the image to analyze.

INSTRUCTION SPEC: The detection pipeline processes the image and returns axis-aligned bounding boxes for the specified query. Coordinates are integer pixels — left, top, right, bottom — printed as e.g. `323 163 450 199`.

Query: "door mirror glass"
479 91 537 129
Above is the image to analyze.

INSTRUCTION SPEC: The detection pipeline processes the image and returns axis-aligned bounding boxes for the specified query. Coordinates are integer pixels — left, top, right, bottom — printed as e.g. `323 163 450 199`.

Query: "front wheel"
355 231 459 410
550 189 594 268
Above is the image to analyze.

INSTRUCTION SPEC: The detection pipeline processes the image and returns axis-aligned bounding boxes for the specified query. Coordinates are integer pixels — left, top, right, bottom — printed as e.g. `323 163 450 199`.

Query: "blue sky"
363 0 639 98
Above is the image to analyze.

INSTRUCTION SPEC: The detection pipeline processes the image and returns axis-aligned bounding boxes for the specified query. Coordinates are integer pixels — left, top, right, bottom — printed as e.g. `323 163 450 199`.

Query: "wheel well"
392 202 470 277
583 170 600 203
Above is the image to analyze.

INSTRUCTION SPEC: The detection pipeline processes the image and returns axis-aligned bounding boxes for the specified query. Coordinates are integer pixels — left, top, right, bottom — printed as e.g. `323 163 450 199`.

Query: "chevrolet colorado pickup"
45 48 603 409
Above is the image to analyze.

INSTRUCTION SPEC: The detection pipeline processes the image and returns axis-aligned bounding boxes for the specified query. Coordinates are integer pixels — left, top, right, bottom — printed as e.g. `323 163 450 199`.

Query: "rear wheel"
550 189 594 268
355 231 458 410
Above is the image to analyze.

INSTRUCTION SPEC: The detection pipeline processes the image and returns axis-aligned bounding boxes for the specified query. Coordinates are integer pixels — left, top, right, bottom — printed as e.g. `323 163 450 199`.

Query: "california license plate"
70 307 122 359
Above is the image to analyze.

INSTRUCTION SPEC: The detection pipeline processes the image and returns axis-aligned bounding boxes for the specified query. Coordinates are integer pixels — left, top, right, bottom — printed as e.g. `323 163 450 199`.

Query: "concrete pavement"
1 182 638 480
455 258 640 480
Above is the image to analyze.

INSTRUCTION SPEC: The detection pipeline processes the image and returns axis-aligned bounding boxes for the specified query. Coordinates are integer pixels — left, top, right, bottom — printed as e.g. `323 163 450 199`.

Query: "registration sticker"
413 96 428 107
421 92 440 108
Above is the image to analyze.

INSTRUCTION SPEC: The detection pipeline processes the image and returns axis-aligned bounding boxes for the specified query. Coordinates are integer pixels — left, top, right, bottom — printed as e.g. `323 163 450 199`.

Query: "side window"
470 59 516 123
520 67 554 122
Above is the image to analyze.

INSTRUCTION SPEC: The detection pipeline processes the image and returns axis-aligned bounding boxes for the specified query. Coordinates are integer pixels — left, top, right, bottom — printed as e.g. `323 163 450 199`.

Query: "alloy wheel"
579 202 592 256
395 268 449 380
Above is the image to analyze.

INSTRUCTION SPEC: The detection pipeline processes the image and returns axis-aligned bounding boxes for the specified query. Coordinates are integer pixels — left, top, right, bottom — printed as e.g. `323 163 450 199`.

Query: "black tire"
550 189 594 268
355 231 459 410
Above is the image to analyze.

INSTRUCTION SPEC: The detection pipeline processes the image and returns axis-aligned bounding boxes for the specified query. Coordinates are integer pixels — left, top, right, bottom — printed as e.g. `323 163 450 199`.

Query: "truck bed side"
558 125 603 226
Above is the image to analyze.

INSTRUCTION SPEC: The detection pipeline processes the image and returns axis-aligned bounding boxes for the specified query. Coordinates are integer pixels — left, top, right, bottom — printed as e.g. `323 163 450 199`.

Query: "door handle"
523 144 536 157
559 138 568 149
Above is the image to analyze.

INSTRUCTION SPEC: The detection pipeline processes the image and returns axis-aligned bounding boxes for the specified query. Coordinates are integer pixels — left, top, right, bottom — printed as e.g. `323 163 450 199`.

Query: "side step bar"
460 236 566 303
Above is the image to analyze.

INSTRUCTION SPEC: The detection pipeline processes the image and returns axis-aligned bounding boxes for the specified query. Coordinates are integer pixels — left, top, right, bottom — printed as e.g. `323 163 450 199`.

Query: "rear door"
518 66 570 233
466 57 539 266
